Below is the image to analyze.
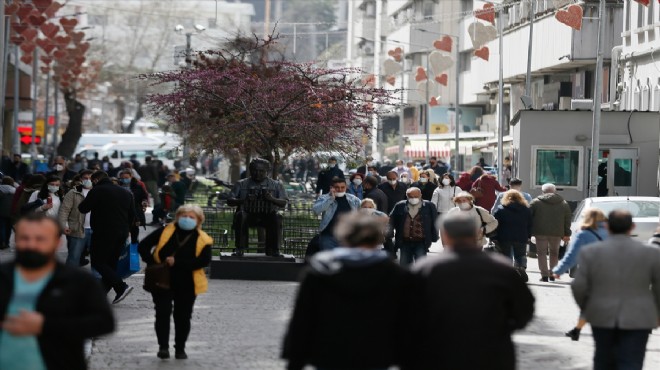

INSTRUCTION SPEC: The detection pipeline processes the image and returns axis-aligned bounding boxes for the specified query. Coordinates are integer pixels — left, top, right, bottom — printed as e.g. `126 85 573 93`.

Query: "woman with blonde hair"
492 190 532 281
447 191 497 247
138 204 213 360
553 207 608 341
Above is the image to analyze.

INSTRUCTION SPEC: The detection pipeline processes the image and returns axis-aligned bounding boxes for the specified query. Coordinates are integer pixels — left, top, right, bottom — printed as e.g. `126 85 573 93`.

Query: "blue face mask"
177 216 197 231
120 178 131 185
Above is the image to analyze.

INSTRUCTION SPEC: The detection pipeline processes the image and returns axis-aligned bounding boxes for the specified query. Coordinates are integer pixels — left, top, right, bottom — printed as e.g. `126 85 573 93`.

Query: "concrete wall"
513 110 660 203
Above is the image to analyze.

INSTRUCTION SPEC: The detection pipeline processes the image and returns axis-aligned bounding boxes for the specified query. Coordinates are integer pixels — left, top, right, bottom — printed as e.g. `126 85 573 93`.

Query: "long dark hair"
37 175 62 200
441 173 457 188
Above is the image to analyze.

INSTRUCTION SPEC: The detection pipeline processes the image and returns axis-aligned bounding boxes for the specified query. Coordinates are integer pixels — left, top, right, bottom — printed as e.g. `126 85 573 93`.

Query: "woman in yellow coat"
138 204 213 360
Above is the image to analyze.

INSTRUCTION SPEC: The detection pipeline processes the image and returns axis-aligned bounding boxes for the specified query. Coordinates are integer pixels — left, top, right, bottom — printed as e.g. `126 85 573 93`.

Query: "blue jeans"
399 241 427 267
319 233 340 251
65 229 92 267
592 327 650 370
498 241 527 268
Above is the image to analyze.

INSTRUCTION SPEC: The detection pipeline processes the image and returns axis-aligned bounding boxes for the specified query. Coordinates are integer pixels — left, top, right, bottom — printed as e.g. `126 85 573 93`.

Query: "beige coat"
447 205 498 246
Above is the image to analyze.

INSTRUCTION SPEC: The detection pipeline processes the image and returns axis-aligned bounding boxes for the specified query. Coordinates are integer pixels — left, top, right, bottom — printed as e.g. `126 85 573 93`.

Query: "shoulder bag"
476 207 497 239
470 179 484 199
144 232 194 292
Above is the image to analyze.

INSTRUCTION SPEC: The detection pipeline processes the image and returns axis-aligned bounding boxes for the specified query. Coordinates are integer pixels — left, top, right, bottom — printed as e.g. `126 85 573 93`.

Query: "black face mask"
15 250 52 269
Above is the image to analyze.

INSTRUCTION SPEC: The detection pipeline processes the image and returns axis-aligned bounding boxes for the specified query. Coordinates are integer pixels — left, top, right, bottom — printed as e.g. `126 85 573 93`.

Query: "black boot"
157 346 170 359
516 267 529 283
175 347 188 360
565 327 581 341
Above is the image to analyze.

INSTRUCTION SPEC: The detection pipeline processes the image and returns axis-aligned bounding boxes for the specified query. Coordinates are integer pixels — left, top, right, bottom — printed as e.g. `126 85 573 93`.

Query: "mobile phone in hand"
47 196 52 205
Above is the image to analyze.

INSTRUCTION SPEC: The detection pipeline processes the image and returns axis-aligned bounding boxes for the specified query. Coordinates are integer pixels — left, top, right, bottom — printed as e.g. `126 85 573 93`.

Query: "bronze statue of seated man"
227 158 288 257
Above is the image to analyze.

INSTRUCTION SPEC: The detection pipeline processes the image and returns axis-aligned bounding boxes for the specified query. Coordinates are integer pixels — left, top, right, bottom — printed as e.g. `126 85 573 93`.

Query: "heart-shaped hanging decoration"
79 42 90 54
555 4 583 31
53 49 68 60
387 47 403 62
54 34 71 46
429 51 454 75
475 3 496 25
20 43 36 55
429 96 440 107
71 67 82 76
37 38 56 54
17 3 34 20
60 73 71 81
416 81 437 102
60 81 70 88
433 36 452 52
415 66 427 82
362 74 375 86
28 12 47 27
386 75 396 86
70 31 85 44
383 59 403 75
40 65 51 74
468 22 498 49
33 0 53 12
10 35 25 45
40 23 60 39
435 74 448 86
21 28 38 42
44 1 62 18
634 0 650 6
5 1 19 16
474 47 490 61
20 53 33 65
11 22 28 35
60 17 78 33
40 55 53 65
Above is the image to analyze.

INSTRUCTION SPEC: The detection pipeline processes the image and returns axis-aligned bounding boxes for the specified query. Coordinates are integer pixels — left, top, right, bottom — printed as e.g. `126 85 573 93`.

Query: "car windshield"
590 200 660 218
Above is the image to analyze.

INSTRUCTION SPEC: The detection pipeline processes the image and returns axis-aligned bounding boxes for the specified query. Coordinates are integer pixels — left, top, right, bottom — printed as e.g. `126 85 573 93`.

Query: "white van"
76 141 181 169
75 133 169 153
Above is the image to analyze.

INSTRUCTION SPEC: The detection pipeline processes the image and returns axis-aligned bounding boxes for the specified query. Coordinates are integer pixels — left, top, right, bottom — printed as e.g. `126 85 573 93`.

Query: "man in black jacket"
362 175 388 213
79 171 136 303
379 171 408 214
0 213 114 370
411 214 534 370
315 156 344 196
388 187 438 266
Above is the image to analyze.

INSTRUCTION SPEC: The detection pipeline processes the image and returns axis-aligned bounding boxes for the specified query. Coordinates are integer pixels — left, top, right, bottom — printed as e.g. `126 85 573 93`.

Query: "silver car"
571 197 660 242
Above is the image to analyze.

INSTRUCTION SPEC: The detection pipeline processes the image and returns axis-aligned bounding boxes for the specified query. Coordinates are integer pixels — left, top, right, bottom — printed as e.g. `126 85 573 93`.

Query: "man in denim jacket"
312 177 360 251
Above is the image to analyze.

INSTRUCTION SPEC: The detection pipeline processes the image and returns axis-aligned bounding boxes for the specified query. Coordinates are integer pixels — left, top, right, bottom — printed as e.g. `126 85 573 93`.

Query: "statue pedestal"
209 253 305 281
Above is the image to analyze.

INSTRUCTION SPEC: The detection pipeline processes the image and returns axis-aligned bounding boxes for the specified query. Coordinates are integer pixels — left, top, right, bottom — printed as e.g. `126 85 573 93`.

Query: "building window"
422 2 435 18
462 0 474 14
625 0 630 31
459 51 471 73
532 146 583 189
638 2 644 28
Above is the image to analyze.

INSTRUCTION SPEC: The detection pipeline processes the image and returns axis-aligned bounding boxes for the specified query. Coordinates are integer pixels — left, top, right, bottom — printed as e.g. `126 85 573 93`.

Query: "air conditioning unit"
571 99 593 111
559 97 572 110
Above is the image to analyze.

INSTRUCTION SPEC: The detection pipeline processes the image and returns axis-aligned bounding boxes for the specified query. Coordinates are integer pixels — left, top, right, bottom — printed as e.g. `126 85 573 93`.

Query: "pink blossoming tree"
142 35 396 176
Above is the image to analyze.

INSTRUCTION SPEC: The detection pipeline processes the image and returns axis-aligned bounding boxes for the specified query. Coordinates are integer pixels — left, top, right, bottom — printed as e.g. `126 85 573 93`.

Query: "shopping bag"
117 242 141 279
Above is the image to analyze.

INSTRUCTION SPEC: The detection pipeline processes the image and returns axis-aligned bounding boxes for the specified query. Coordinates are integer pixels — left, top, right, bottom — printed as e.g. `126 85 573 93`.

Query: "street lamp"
174 25 205 169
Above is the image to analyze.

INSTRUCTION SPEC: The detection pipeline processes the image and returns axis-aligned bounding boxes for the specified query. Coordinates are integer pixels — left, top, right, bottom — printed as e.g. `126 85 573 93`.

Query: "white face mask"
48 185 59 193
54 164 64 172
389 179 397 185
335 192 346 198
397 165 404 169
420 178 428 183
442 179 451 186
328 163 336 168
353 179 362 186
400 177 409 183
408 197 421 205
458 202 471 210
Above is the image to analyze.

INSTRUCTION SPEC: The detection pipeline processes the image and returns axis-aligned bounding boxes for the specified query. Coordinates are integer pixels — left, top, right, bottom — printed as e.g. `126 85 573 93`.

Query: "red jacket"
472 175 506 211
456 173 474 192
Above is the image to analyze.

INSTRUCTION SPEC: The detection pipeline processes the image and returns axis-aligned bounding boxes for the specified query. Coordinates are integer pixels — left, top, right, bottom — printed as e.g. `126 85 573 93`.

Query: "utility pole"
264 0 271 38
12 44 19 155
31 49 38 156
0 4 5 150
496 6 504 184
454 35 461 173
525 0 535 96
588 0 606 198
371 0 382 159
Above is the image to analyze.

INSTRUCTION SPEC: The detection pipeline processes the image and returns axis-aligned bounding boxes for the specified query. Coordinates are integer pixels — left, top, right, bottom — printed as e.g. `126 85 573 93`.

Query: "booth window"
533 147 582 188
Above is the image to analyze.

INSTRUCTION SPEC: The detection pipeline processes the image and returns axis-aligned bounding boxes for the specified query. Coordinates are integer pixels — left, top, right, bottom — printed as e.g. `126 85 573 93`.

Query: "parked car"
571 196 660 242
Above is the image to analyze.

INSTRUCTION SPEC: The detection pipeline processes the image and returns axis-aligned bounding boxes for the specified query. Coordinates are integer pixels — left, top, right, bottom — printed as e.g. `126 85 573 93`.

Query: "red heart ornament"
555 5 583 31
75 56 86 66
433 36 453 52
17 4 34 20
40 55 53 65
11 22 28 35
434 74 448 86
36 38 56 54
21 28 38 42
475 4 495 25
44 2 62 18
20 42 36 54
20 54 33 65
429 96 440 107
5 2 19 15
10 35 24 45
60 17 78 33
54 34 71 46
386 75 396 86
60 73 71 81
28 12 47 27
415 66 427 82
71 68 82 76
634 0 650 6
78 42 90 54
60 81 70 88
33 0 52 12
387 47 403 62
40 66 51 74
70 31 85 43
40 23 60 39
474 47 490 61
53 49 68 60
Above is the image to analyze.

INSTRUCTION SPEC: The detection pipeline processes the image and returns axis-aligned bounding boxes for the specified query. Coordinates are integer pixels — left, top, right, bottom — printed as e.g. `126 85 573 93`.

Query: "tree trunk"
56 91 86 158
124 100 144 133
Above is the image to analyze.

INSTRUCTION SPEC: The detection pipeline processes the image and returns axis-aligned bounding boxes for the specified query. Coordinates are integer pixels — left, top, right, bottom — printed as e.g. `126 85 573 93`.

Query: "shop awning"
385 144 451 159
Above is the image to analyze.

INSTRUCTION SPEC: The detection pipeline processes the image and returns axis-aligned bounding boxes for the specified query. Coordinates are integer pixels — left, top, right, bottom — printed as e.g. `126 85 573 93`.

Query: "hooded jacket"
530 193 572 237
282 248 411 370
493 202 532 243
